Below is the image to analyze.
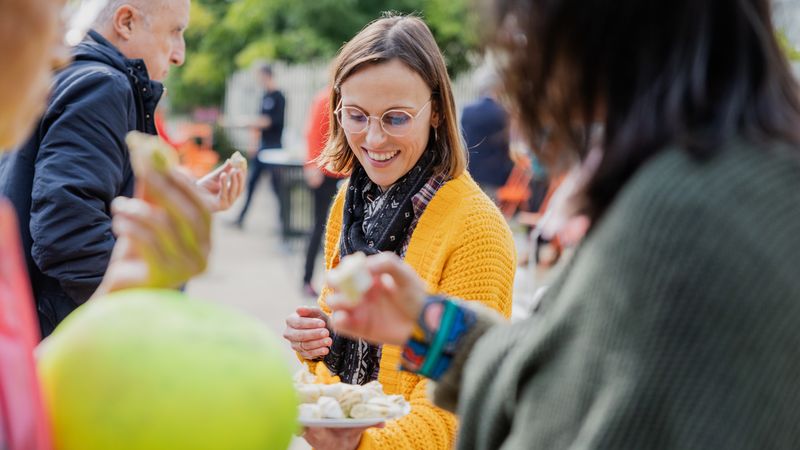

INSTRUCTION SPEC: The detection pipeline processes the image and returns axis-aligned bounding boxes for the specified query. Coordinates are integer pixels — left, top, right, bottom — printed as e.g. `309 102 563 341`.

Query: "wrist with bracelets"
400 295 477 380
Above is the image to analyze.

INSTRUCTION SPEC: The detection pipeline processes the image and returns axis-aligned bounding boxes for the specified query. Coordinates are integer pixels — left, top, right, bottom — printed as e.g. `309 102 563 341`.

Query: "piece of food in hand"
298 404 322 420
229 151 248 171
317 396 345 419
125 131 179 176
326 252 372 306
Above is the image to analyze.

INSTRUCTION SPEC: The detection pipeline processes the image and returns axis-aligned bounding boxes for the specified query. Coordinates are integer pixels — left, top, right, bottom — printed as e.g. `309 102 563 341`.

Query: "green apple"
38 289 297 450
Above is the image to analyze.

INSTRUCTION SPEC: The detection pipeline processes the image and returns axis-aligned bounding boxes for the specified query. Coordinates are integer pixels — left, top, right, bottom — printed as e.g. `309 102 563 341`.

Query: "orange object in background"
0 200 53 450
497 155 533 218
177 138 219 179
155 112 220 178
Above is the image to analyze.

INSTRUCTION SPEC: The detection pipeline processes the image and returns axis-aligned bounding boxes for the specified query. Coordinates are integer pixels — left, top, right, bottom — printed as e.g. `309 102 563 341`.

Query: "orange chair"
175 123 219 178
497 156 533 218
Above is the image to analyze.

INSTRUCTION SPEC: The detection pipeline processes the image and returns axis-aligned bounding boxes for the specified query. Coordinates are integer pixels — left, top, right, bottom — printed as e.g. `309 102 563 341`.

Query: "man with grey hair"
0 0 202 337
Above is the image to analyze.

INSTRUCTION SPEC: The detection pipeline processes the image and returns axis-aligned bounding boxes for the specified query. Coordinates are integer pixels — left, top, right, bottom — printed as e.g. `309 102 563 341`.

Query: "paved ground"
186 185 314 449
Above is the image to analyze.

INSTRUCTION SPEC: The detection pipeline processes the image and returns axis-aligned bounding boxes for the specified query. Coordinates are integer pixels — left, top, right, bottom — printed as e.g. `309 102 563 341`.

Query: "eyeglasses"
335 100 432 138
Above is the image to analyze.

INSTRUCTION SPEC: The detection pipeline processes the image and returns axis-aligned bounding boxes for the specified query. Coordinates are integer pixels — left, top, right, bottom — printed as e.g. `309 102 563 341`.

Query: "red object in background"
0 200 52 450
305 88 344 178
154 111 180 149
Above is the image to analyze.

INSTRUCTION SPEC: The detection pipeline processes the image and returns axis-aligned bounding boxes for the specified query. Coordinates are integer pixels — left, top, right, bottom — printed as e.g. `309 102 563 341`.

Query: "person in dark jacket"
235 63 287 227
461 68 513 201
0 0 223 337
1 2 213 446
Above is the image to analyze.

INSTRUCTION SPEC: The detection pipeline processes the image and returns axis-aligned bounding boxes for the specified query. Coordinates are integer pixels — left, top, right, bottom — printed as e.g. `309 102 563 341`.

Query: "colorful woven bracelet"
400 295 477 380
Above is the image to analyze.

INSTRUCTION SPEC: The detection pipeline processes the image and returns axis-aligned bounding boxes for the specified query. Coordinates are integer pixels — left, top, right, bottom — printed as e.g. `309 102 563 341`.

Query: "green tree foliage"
778 30 800 62
167 0 478 113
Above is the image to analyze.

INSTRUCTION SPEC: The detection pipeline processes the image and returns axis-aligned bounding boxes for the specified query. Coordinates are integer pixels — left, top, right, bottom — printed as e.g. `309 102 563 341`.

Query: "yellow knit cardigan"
306 172 515 449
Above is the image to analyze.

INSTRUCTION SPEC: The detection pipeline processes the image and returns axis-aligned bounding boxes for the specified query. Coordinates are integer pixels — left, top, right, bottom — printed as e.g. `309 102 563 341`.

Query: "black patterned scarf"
324 148 437 385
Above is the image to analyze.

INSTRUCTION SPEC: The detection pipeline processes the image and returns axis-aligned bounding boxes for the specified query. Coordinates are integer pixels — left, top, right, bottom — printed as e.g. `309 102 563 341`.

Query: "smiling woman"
283 13 516 450
336 60 437 190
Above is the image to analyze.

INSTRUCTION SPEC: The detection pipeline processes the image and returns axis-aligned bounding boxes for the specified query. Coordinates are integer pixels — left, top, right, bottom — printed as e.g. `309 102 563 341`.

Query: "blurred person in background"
461 66 513 202
0 0 212 448
235 63 286 228
327 0 800 448
0 0 242 337
302 87 343 298
283 14 516 450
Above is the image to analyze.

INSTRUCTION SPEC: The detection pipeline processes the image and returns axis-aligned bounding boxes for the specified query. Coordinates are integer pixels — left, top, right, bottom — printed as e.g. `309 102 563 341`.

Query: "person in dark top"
236 64 286 227
301 88 343 298
1 3 213 444
461 69 513 201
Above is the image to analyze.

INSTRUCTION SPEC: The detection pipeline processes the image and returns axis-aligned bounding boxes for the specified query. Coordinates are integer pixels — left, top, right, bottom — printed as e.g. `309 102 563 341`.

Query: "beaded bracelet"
400 295 477 380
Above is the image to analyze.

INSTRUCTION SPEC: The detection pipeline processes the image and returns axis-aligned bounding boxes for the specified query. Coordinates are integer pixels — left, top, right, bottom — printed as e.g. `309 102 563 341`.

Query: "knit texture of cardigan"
433 140 800 449
306 172 516 450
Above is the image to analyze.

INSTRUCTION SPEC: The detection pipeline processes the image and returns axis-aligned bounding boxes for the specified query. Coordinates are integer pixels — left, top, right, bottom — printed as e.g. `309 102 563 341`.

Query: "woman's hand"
303 424 383 450
197 160 245 212
283 306 333 359
328 252 426 346
95 169 212 297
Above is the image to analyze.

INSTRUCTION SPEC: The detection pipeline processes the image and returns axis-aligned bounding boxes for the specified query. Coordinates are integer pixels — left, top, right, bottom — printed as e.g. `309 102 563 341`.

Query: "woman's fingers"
112 197 180 258
294 345 329 359
283 325 330 344
287 312 327 330
198 160 232 190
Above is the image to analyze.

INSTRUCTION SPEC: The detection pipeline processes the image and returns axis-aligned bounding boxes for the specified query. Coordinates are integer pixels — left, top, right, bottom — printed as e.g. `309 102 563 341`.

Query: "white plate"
300 404 411 429
300 418 387 429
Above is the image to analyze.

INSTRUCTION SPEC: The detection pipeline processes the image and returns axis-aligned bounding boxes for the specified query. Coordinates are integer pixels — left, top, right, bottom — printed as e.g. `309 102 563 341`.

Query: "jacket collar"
83 30 164 134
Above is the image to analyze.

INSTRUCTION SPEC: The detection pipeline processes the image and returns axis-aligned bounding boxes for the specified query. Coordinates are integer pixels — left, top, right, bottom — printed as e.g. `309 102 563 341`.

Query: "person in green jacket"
324 0 800 448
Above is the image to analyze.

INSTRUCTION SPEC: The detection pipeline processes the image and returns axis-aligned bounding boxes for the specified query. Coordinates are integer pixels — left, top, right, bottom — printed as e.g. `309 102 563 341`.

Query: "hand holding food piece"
326 252 372 306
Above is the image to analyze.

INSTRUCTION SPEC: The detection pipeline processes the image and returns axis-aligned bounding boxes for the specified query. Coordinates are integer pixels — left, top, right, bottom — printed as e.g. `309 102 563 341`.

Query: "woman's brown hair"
319 13 467 180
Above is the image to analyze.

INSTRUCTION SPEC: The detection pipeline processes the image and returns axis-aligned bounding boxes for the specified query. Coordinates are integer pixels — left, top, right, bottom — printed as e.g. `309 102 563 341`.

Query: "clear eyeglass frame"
335 100 432 138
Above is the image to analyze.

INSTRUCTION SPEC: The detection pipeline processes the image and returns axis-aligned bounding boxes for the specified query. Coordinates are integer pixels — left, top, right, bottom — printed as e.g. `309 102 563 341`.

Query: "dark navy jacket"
0 30 163 337
462 96 513 188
